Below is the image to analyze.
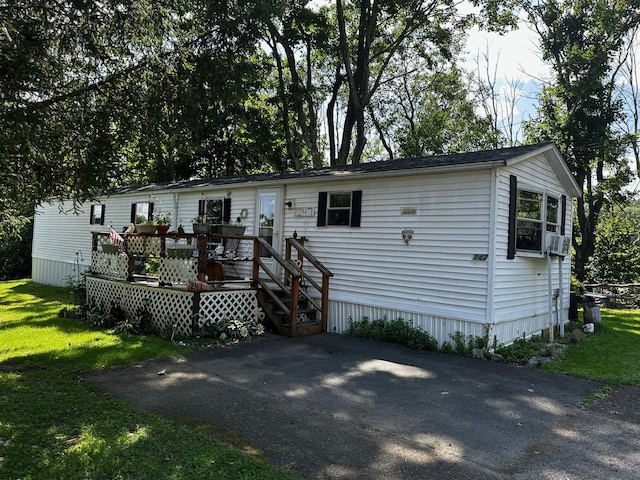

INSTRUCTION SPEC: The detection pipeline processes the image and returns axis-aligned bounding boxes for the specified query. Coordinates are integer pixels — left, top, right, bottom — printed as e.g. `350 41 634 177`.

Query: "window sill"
516 250 546 259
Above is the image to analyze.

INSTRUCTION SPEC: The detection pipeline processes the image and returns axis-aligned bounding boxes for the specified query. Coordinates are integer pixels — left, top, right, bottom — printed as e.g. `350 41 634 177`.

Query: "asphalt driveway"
87 334 640 479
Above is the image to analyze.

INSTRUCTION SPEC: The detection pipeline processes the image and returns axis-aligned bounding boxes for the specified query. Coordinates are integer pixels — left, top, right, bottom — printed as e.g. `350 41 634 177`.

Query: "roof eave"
505 144 582 198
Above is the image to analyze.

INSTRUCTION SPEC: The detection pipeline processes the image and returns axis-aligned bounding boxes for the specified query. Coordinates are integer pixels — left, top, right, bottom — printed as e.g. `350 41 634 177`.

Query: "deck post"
191 292 201 334
197 234 208 280
290 277 299 337
321 274 329 332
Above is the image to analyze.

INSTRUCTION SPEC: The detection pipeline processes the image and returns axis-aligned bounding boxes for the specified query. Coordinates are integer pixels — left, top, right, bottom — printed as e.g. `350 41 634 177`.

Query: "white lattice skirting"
86 276 258 337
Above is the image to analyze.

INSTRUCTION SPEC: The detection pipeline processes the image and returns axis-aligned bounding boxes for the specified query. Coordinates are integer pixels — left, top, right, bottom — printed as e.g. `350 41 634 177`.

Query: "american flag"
109 227 124 245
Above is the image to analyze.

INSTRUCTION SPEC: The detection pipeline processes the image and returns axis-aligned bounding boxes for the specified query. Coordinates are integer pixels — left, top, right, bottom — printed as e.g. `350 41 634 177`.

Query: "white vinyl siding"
285 169 493 324
492 153 573 329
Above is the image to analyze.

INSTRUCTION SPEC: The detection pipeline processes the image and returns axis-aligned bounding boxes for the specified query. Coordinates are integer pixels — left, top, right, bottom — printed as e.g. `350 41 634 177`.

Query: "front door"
255 188 283 276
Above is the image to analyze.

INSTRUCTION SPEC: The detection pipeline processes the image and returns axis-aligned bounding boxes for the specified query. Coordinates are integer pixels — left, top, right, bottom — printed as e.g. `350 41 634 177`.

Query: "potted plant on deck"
135 215 156 234
153 211 172 234
191 216 210 234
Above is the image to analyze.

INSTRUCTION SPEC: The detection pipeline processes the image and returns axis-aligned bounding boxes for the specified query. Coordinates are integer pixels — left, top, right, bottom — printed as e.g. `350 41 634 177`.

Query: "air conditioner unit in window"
545 233 570 257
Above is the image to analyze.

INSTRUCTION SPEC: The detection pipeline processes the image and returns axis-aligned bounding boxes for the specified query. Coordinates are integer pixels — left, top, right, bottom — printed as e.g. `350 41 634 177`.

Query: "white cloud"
464 17 551 83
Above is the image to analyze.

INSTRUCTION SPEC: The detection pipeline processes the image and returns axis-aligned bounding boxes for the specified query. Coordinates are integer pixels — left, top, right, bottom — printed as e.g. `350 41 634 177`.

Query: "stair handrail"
286 237 333 333
253 237 304 334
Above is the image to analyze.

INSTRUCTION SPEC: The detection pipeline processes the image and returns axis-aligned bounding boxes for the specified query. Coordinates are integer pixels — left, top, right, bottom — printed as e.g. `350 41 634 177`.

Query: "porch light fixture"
402 229 414 245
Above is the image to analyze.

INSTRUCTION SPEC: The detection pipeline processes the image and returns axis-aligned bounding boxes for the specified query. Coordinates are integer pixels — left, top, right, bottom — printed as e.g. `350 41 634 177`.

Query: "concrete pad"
87 334 640 479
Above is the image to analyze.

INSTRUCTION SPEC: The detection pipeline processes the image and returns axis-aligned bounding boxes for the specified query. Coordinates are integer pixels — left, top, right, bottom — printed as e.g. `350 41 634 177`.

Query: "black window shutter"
100 205 105 225
148 202 154 221
90 205 96 224
223 198 231 223
130 204 137 223
198 200 205 217
350 190 362 227
317 192 328 226
507 175 517 259
560 195 567 235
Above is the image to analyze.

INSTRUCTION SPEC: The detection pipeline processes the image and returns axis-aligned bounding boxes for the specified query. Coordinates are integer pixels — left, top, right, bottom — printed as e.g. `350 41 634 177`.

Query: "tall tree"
263 0 518 167
0 0 275 233
587 200 640 284
523 0 640 281
368 58 502 158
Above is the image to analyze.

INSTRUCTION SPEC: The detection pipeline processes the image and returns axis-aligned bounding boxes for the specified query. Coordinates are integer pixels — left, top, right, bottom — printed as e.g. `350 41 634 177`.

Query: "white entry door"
255 188 283 276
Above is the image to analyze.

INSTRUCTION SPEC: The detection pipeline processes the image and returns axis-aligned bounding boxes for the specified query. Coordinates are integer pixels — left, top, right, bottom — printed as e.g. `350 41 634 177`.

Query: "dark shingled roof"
116 143 552 194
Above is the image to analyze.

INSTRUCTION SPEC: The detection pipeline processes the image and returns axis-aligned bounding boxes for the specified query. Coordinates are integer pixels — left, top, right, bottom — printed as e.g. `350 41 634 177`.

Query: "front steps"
257 287 323 337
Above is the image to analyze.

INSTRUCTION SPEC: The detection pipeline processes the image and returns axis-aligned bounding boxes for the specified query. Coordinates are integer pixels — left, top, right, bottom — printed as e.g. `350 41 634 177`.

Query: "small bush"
197 312 266 342
495 336 548 365
347 317 438 352
449 331 471 355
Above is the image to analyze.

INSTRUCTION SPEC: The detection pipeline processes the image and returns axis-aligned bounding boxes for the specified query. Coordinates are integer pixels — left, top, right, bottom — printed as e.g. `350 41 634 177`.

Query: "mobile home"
32 143 581 345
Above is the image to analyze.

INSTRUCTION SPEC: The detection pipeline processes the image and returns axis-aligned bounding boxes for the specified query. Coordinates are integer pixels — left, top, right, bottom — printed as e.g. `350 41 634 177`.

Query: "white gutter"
547 252 554 343
486 168 498 336
558 256 565 338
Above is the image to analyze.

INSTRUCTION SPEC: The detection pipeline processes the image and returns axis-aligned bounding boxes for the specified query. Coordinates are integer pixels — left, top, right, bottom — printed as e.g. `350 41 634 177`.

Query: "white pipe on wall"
558 256 564 338
547 253 554 343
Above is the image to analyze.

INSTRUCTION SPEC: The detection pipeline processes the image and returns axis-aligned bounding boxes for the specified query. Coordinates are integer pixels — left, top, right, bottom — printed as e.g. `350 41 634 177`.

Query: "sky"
462 9 552 140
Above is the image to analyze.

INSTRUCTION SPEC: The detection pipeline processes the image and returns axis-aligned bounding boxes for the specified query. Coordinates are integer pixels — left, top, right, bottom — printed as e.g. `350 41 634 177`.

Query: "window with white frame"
327 192 352 225
198 198 228 224
515 189 560 252
317 191 362 227
89 204 105 225
200 199 222 224
130 202 154 224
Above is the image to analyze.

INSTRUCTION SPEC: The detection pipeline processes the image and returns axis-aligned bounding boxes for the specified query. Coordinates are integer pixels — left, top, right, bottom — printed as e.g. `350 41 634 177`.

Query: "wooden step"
281 319 324 336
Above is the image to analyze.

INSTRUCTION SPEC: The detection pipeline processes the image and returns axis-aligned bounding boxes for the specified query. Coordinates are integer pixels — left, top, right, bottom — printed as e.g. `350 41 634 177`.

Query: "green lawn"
542 308 640 385
0 279 298 480
2 279 639 479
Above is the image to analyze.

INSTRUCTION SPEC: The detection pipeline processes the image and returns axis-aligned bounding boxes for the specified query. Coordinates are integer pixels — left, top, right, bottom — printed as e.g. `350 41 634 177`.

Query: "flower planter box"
192 223 210 234
136 224 156 234
102 244 120 254
167 246 195 258
220 225 245 236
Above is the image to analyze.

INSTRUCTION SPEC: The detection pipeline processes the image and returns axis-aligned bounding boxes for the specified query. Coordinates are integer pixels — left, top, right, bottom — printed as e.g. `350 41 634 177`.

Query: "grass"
542 309 640 385
0 279 298 480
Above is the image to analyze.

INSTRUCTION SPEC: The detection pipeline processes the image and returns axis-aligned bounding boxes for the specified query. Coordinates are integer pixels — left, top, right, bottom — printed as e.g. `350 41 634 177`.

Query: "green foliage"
346 317 439 351
449 331 471 355
495 336 548 365
587 201 640 283
523 0 640 281
0 215 32 281
393 66 503 157
197 313 266 342
145 256 161 274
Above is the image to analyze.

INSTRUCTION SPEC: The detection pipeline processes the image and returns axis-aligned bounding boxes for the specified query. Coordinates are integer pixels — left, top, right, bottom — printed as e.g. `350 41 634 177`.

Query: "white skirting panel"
326 299 569 347
488 308 570 347
327 299 489 347
32 256 90 287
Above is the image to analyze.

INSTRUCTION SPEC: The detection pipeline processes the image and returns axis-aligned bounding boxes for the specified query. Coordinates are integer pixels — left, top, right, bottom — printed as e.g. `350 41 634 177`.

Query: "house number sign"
401 207 417 216
295 207 316 217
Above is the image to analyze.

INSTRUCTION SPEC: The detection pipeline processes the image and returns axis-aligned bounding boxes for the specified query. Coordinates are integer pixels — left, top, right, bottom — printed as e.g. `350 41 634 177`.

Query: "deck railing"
285 238 333 333
91 231 333 334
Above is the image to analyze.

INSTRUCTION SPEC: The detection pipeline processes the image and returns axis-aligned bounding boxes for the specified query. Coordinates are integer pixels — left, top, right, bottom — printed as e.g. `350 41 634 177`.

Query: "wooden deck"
89 232 333 337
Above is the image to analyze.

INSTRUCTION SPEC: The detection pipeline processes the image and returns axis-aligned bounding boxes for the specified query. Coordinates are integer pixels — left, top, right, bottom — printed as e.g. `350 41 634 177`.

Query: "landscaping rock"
489 352 504 362
546 343 556 356
527 357 543 368
571 328 585 344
